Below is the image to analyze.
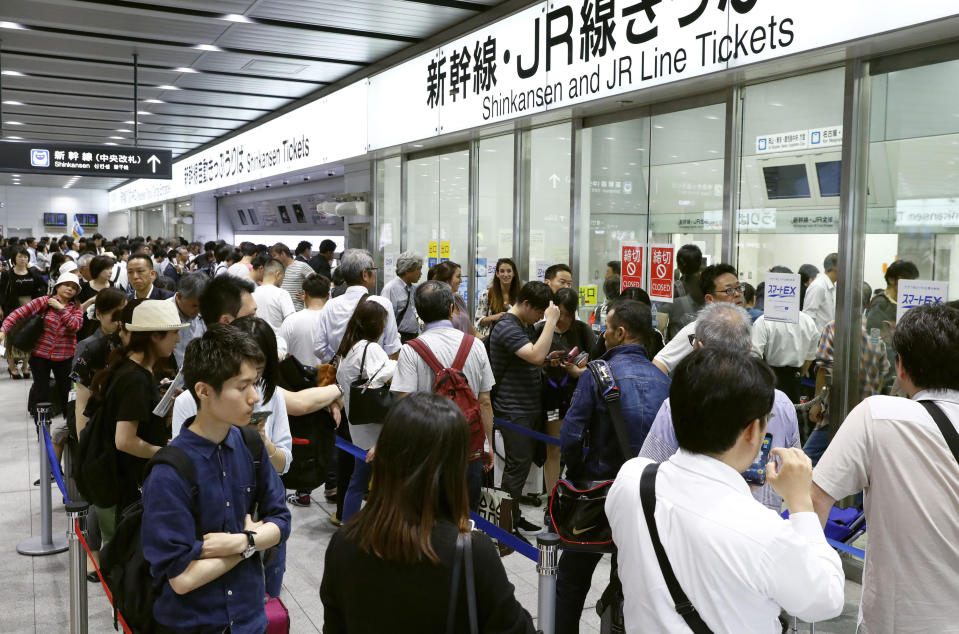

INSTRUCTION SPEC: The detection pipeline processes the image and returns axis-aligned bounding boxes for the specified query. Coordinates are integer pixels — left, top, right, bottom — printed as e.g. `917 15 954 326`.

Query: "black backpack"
98 425 264 633
276 356 335 491
74 386 121 508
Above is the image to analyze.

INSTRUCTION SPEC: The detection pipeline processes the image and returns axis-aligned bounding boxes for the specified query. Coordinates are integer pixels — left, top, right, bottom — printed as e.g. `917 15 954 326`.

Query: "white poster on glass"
764 272 801 324
897 279 948 323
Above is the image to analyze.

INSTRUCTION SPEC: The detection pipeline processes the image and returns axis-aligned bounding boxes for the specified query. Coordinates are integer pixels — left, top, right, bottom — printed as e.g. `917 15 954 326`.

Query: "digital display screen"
277 205 292 224
237 209 248 226
816 161 841 197
247 208 259 225
43 213 67 227
762 164 811 200
292 203 306 223
76 213 98 226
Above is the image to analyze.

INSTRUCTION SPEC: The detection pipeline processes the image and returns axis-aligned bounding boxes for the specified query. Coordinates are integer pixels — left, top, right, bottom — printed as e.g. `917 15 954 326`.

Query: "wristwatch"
240 530 256 559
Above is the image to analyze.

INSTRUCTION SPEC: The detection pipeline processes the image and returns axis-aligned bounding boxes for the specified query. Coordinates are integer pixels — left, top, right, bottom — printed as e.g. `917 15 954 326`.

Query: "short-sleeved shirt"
253 283 295 334
280 260 314 311
391 322 494 398
652 321 696 375
813 390 959 633
279 307 324 366
489 313 541 417
751 313 821 368
381 277 418 334
71 330 120 387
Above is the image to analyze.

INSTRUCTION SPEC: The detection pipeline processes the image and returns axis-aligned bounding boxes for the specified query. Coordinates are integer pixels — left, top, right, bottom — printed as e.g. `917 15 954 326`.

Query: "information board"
0 142 172 179
621 243 644 292
897 279 948 323
763 272 801 324
649 245 675 303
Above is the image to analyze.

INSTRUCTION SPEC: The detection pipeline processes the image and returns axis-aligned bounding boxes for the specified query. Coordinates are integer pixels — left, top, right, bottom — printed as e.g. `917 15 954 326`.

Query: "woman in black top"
321 393 534 634
1 246 47 378
535 287 595 497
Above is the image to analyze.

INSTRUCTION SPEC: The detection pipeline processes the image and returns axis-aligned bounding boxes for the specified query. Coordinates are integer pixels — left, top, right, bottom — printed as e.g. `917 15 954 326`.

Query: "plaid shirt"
815 316 890 424
2 295 83 361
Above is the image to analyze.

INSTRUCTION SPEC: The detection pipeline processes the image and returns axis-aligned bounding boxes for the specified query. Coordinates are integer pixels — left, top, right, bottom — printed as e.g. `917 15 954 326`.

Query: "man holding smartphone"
608 347 844 632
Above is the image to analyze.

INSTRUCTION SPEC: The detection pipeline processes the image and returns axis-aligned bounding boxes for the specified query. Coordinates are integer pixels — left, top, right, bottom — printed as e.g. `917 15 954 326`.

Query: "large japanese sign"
621 242 644 292
649 244 675 303
0 142 171 179
897 279 948 323
764 271 800 324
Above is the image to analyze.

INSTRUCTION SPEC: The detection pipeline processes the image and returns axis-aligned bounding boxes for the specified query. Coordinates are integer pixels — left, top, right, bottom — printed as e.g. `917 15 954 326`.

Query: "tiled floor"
0 374 864 633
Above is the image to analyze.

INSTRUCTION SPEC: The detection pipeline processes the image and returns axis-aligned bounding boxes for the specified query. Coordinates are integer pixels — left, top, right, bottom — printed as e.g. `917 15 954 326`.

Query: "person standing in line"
252 258 295 335
280 273 330 367
167 272 208 369
474 257 520 337
127 253 174 300
803 253 839 333
798 263 820 311
380 251 423 344
0 246 47 378
489 281 559 535
309 239 337 278
271 242 315 312
294 240 312 266
430 260 472 335
227 242 257 279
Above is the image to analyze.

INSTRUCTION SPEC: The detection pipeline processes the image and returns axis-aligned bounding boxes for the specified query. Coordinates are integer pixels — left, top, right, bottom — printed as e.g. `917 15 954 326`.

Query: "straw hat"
54 272 81 289
125 299 188 332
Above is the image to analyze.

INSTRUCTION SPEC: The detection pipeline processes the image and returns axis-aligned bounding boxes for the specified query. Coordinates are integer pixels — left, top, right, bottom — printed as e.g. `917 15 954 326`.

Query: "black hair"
671 348 775 455
270 242 292 258
414 280 455 324
214 244 232 263
603 275 621 300
743 282 756 304
251 252 271 272
331 267 345 286
93 286 127 316
199 274 255 327
554 287 579 315
606 261 621 276
239 242 258 257
295 240 312 256
606 299 653 347
769 265 793 274
183 323 266 407
126 253 153 270
336 296 388 359
544 263 571 281
90 254 114 279
518 280 553 311
884 260 919 286
618 286 651 307
700 263 738 295
798 264 819 285
302 273 331 300
154 276 177 292
431 260 460 286
10 246 29 263
319 239 337 254
227 249 242 265
231 316 279 405
893 304 959 391
676 244 703 277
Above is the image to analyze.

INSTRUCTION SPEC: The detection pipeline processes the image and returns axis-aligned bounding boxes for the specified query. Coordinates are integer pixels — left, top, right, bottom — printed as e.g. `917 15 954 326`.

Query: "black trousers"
497 414 539 515
770 365 801 403
28 355 72 422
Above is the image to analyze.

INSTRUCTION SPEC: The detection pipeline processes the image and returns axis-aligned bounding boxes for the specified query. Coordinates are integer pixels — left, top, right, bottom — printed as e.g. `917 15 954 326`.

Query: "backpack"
74 386 121 508
408 334 485 461
276 356 335 491
99 425 264 634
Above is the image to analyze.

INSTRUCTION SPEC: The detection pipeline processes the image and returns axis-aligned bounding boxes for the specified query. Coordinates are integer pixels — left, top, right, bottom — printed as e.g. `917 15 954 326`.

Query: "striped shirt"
281 260 314 311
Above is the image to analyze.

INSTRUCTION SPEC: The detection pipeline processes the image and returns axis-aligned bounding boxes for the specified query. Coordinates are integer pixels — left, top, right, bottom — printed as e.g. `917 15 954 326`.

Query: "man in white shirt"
253 258 295 334
312 249 401 363
271 242 315 311
802 253 838 332
380 251 423 343
609 347 844 633
751 310 821 403
167 272 208 368
280 274 329 366
813 303 959 633
653 263 746 375
227 242 256 279
24 237 38 268
390 280 494 508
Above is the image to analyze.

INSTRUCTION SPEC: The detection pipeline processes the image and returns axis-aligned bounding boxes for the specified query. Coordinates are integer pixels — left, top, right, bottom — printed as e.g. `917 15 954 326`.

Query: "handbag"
445 532 479 634
347 342 396 425
477 486 514 557
8 305 48 352
549 359 633 551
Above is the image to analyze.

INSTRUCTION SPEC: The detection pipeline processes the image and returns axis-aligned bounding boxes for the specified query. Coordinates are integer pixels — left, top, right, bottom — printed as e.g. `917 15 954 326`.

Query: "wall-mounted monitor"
292 203 306 223
76 213 99 226
277 205 292 224
247 208 259 225
237 209 248 226
816 161 841 197
762 164 811 200
43 213 67 227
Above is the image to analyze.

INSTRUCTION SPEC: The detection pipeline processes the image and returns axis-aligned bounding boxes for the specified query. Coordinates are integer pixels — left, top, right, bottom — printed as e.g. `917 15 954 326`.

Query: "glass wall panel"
737 68 845 293
405 146 470 270
375 156 401 286
528 124 572 280
476 134 515 313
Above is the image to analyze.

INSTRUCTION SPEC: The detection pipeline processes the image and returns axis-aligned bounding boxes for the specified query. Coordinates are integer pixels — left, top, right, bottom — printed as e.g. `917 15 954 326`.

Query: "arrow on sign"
147 155 161 173
548 173 560 189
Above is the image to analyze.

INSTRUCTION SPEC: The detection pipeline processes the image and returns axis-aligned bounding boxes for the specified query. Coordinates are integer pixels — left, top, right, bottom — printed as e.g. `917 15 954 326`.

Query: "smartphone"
742 433 773 486
563 346 580 362
249 411 271 426
572 352 589 366
546 349 566 361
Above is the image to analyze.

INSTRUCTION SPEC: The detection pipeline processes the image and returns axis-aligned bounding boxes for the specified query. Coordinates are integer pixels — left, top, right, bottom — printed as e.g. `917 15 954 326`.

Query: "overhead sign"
0 142 172 179
621 242 644 292
649 244 675 303
897 279 948 323
756 126 842 153
764 272 801 324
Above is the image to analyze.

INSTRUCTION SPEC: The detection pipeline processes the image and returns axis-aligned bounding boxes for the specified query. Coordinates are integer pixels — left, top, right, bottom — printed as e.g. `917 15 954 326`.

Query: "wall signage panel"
1 142 171 178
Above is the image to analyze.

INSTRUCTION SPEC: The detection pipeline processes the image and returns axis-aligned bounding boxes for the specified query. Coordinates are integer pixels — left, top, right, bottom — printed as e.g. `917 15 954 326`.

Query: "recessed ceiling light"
220 13 252 23
116 129 132 133
2 100 23 106
137 111 152 115
109 136 124 140
194 44 222 52
1 70 24 76
144 99 164 104
6 136 22 140
124 120 136 125
174 67 198 74
0 21 26 30
158 85 180 91
6 121 24 125
104 142 118 146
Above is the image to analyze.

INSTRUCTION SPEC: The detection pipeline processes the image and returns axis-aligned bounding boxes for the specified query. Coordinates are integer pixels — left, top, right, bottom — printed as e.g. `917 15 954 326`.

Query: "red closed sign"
649 245 675 303
620 243 644 292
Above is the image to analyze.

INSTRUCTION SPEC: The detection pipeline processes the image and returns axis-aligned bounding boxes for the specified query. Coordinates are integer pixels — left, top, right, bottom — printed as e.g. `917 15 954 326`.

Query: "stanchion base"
17 534 69 556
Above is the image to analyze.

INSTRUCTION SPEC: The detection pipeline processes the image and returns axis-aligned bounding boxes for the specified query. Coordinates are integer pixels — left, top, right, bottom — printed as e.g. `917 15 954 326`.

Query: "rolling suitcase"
265 595 290 633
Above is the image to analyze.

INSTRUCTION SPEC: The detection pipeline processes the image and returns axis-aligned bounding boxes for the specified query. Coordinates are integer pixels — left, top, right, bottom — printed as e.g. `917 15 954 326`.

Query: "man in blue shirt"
142 324 292 634
557 299 671 634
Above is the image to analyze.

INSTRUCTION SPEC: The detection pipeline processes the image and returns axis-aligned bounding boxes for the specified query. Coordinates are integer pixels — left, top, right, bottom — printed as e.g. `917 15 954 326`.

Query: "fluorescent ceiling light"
124 120 136 124
1 70 24 76
0 22 26 30
116 129 132 133
109 136 124 140
220 13 252 23
144 99 164 104
137 111 152 115
194 44 222 52
5 121 23 125
104 142 118 146
2 100 23 106
6 136 22 139
175 67 198 74
158 85 180 91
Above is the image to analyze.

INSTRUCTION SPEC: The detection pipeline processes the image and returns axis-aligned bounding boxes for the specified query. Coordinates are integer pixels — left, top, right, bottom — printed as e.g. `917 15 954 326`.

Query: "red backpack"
407 335 485 461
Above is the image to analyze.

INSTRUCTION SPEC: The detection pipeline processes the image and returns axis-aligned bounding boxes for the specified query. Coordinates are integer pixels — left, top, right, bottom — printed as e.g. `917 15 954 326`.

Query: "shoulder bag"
640 463 714 633
919 400 959 466
445 531 479 634
548 359 634 551
8 302 49 352
348 342 396 425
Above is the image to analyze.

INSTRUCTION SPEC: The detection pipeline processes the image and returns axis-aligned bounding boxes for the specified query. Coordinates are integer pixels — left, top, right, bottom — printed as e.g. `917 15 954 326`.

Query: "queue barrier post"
66 501 90 634
17 403 69 556
536 532 560 634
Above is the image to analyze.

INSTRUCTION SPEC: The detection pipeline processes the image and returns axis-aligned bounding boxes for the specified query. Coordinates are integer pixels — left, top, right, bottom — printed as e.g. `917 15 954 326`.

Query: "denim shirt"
142 425 292 634
561 343 671 481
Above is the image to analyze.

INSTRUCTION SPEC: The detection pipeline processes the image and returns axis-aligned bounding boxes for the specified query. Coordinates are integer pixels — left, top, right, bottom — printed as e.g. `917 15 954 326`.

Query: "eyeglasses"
712 284 746 298
687 333 696 347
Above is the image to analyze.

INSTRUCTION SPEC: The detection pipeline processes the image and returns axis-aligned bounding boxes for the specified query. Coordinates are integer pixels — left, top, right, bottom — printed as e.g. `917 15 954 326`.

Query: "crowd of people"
0 231 956 633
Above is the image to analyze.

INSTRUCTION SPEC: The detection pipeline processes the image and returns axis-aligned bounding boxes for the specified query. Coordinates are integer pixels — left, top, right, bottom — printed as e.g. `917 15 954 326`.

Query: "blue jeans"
804 428 830 466
264 541 286 598
343 456 372 521
467 460 483 512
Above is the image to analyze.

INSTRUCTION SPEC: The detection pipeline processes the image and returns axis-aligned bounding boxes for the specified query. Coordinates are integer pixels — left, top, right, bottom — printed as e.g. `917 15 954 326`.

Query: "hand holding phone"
563 346 580 362
249 411 271 426
765 447 815 513
741 433 773 486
